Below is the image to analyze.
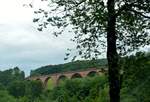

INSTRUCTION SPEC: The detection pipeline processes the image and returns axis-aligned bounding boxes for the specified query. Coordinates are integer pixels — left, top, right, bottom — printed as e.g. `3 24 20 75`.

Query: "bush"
0 90 16 102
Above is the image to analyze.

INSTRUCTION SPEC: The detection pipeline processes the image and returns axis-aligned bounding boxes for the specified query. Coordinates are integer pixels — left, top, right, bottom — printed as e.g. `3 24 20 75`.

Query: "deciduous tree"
33 0 150 102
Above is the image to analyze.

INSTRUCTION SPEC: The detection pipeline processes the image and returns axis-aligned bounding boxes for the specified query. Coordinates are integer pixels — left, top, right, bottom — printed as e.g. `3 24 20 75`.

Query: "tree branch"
130 9 150 19
115 3 133 17
115 2 150 17
131 3 150 12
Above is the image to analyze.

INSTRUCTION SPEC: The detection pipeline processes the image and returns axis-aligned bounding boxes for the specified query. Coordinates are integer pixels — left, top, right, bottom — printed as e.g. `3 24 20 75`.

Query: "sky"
0 0 74 76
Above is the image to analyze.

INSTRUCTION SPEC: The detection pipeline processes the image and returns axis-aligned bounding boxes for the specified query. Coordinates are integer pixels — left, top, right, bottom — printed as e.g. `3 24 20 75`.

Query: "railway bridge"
27 68 107 88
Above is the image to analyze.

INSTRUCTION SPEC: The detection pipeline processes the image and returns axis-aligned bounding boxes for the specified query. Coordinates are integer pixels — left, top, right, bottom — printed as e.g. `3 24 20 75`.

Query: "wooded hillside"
30 59 107 76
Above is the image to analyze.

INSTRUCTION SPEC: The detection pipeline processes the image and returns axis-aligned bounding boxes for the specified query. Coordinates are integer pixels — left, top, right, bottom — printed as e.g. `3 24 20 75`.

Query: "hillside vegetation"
0 52 149 102
30 59 107 76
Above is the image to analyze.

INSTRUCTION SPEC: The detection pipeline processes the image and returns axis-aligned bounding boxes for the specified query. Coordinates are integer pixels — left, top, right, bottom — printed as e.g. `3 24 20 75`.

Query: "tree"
8 81 26 98
0 67 25 87
13 67 25 80
0 90 16 102
121 52 150 101
25 80 43 100
33 0 150 102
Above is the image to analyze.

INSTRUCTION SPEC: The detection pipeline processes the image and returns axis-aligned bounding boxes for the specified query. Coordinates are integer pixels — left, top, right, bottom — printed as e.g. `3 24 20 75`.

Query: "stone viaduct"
27 68 107 87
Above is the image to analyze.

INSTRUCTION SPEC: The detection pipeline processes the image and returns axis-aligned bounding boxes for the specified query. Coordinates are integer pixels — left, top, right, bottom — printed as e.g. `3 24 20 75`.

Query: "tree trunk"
107 0 120 102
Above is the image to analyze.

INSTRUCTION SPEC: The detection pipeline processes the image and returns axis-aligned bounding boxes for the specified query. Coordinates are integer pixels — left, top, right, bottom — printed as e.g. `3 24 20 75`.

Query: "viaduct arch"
27 68 107 88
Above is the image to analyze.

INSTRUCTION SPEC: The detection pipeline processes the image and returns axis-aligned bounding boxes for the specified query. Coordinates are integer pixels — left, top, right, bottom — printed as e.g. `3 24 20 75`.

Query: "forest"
0 52 149 102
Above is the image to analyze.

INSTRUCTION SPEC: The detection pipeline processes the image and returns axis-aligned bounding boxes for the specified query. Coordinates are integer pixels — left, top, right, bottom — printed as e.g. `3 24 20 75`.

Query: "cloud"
0 23 74 76
0 0 75 76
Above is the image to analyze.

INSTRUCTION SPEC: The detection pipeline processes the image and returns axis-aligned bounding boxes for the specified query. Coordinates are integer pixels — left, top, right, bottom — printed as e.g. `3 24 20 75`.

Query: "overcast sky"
0 0 75 76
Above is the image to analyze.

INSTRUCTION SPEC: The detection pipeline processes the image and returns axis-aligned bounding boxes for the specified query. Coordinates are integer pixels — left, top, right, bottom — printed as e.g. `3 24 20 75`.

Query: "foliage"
30 59 107 76
33 0 150 57
8 81 26 98
25 80 44 101
0 66 43 101
0 67 25 87
0 52 149 102
0 90 16 102
49 75 109 102
121 52 150 102
47 78 55 90
0 82 6 90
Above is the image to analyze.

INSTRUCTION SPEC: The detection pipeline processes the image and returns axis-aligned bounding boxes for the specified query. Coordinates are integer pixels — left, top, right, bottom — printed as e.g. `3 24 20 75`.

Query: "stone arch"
57 75 67 84
87 71 98 77
44 77 54 90
36 78 42 82
71 73 82 79
58 75 67 81
34 78 44 88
